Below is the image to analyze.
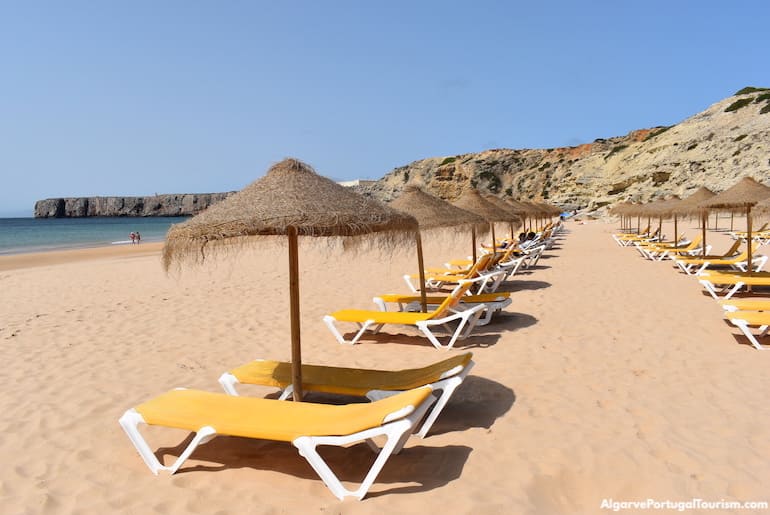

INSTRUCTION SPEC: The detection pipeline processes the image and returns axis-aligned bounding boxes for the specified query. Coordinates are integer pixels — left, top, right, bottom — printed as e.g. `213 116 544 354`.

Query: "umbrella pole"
637 216 640 234
472 226 477 263
674 216 678 248
702 213 707 258
491 223 497 254
731 212 734 231
747 207 753 287
416 232 428 313
287 226 303 402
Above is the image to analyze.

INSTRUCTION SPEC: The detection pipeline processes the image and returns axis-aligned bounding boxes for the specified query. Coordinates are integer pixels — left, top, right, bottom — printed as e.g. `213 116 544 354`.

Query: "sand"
1 220 768 514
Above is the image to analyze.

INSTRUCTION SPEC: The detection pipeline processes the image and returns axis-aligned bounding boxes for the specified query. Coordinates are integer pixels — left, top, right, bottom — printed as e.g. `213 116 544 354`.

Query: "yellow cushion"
720 299 770 311
377 292 510 304
725 311 770 326
135 387 432 441
230 352 472 395
702 271 770 285
330 309 433 324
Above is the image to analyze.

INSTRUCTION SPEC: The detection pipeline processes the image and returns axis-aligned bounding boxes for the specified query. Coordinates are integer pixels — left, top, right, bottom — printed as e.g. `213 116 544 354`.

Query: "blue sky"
2 1 769 216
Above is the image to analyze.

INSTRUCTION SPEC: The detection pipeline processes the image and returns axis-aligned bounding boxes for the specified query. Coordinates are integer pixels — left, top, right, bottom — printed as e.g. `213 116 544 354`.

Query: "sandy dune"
0 220 768 514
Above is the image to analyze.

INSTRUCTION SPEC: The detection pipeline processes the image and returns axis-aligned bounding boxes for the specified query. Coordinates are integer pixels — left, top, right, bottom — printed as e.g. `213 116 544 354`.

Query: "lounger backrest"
429 281 475 318
467 253 493 277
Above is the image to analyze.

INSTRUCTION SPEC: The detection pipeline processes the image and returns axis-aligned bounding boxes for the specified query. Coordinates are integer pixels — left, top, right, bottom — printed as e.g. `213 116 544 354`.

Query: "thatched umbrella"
452 189 517 256
483 195 525 239
163 158 418 401
642 196 681 246
669 187 716 257
390 186 487 311
700 177 770 275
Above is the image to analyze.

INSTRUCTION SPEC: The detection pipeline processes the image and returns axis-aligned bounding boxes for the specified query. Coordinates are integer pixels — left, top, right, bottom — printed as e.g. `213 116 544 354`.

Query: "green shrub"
644 126 672 141
605 144 628 160
403 171 410 182
761 104 770 115
725 98 754 112
686 142 698 151
735 86 770 95
734 134 748 142
439 156 456 166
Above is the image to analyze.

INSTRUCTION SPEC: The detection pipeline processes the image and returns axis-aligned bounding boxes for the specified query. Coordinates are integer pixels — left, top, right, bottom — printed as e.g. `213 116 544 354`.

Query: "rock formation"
34 193 234 218
353 87 770 212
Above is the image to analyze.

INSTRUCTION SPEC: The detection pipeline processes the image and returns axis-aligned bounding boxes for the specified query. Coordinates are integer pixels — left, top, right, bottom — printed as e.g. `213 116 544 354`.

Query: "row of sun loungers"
121 221 566 499
612 225 770 350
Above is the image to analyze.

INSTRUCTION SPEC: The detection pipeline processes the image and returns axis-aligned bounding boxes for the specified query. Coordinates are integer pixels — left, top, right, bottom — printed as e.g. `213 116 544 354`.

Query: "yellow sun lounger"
219 352 473 438
674 241 744 274
724 310 770 350
119 386 434 500
698 271 770 300
373 291 512 326
324 280 485 349
719 298 770 311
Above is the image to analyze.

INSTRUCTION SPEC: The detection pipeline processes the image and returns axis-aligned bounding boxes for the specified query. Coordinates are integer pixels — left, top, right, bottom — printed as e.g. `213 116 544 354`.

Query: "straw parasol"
390 186 487 311
668 187 716 257
163 158 419 401
699 177 770 274
483 195 525 239
641 195 681 245
452 189 519 256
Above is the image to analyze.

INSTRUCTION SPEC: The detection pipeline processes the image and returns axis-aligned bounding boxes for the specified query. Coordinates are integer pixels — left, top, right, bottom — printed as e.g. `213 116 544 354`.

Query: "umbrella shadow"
154 436 472 498
498 279 551 291
424 375 516 436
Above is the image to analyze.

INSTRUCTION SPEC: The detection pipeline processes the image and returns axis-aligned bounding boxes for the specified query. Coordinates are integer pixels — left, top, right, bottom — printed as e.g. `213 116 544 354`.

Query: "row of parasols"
610 177 770 276
161 158 562 401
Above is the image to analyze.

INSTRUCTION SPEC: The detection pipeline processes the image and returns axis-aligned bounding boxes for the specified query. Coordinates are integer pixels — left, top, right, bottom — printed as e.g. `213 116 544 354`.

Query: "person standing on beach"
129 232 136 244
135 232 141 244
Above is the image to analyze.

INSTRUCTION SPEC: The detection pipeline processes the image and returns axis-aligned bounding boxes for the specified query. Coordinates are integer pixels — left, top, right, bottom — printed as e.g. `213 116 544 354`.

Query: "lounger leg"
403 274 419 293
323 316 375 345
730 320 766 350
119 409 218 475
292 397 433 500
723 283 744 300
219 372 240 396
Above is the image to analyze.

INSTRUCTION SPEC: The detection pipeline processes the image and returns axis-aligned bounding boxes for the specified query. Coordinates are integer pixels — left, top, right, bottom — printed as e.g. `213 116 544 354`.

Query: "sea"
0 217 189 255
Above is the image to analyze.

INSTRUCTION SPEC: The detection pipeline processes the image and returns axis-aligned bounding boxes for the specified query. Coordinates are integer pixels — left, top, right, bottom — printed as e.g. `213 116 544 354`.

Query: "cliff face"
354 88 770 211
34 193 234 218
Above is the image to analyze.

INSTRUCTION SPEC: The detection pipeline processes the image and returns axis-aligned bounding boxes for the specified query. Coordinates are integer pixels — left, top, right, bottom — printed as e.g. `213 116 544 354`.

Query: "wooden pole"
287 226 303 402
674 215 678 248
491 222 497 254
471 226 477 263
747 207 753 281
416 232 428 313
702 212 707 258
731 212 734 231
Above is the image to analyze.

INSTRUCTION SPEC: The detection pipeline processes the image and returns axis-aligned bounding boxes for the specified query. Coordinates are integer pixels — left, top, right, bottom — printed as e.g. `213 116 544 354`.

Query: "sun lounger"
719 298 770 311
324 279 485 349
119 386 435 500
724 311 770 350
219 353 473 438
373 291 511 327
674 241 752 275
698 271 770 300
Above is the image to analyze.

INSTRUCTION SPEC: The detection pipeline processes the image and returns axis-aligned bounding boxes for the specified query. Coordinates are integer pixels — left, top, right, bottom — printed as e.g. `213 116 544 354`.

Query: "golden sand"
0 221 768 514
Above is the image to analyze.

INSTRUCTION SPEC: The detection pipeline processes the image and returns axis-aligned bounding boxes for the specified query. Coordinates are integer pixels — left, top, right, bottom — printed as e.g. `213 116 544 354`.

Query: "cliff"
34 193 234 218
353 87 770 211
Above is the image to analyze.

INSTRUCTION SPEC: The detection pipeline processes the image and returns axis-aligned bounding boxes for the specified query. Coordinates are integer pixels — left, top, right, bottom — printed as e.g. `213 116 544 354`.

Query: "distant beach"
0 216 188 255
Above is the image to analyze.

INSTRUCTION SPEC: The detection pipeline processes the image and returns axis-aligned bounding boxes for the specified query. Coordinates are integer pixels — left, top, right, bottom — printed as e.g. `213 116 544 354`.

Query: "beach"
1 219 768 514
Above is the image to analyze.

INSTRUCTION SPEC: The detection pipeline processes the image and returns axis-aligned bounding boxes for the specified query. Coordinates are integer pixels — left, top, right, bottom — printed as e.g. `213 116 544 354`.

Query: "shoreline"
0 241 164 272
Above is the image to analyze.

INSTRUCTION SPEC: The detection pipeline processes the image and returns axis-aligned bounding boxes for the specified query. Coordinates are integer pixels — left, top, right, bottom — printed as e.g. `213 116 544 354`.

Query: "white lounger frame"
323 302 486 350
372 295 511 327
119 389 435 501
727 318 769 350
219 361 474 438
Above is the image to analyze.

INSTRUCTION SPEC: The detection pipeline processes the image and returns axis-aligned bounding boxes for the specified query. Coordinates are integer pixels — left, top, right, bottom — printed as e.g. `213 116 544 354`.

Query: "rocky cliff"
353 87 770 211
34 193 234 218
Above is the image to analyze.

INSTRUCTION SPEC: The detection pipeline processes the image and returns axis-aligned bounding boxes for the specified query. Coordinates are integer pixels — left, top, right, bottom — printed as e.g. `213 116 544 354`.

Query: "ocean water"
0 217 189 255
